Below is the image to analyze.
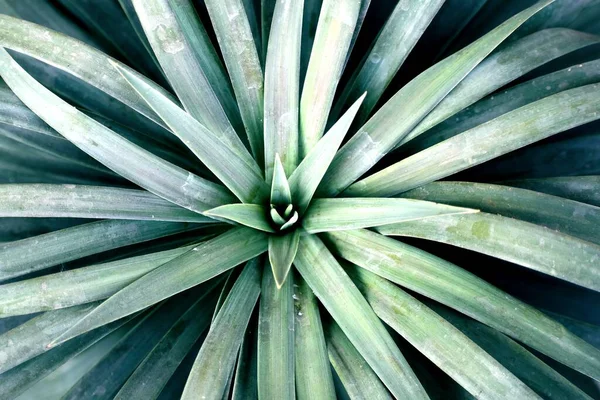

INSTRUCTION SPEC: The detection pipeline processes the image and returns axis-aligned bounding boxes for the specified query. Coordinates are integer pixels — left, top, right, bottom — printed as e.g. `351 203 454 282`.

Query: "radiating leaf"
332 0 445 128
232 317 259 400
347 83 600 197
324 229 600 380
402 181 600 245
302 198 478 233
299 0 360 156
49 228 268 347
0 14 174 128
271 153 292 205
396 28 600 148
0 219 196 282
182 259 261 399
317 0 555 197
268 230 300 288
289 93 365 213
263 0 304 180
0 184 212 222
294 275 336 400
294 233 427 399
349 266 540 400
326 321 391 400
204 0 265 163
204 204 274 233
502 176 600 208
257 259 295 400
115 62 268 203
115 290 217 400
378 212 600 291
131 0 246 147
0 49 234 213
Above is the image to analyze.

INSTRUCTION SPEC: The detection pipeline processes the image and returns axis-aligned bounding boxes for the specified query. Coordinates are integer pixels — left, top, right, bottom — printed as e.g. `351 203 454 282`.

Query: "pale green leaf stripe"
294 233 428 399
378 212 600 291
397 60 600 158
258 259 295 400
401 181 600 245
0 184 212 222
350 266 541 400
205 0 265 163
0 85 61 139
263 0 304 181
271 154 292 205
326 321 391 400
0 14 174 129
116 291 217 400
49 228 267 347
205 204 274 233
268 230 300 288
332 0 444 128
0 315 125 400
317 0 554 197
289 93 366 214
397 28 600 148
0 244 199 317
299 0 360 157
115 63 268 204
324 229 600 380
294 276 336 400
502 176 600 208
347 83 600 197
0 219 196 282
132 0 247 153
0 303 99 374
303 198 478 233
433 305 593 400
182 259 261 399
0 49 235 213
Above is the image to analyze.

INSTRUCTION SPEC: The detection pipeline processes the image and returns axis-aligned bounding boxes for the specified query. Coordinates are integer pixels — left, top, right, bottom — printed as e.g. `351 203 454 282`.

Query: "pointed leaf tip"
269 230 300 289
271 153 292 205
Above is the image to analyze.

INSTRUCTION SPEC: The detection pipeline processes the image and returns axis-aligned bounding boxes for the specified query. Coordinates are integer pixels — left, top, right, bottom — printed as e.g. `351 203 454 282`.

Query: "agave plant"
0 0 600 398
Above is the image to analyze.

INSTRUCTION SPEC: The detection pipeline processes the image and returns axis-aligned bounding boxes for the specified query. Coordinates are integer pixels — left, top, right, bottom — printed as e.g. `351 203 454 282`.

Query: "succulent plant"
0 0 600 399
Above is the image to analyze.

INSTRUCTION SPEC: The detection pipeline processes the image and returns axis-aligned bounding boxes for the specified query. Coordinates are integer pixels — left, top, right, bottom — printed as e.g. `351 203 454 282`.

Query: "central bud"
269 203 299 231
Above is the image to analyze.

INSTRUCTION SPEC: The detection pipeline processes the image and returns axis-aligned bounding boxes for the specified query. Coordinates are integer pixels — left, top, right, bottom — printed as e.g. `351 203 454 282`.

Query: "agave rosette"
0 0 599 399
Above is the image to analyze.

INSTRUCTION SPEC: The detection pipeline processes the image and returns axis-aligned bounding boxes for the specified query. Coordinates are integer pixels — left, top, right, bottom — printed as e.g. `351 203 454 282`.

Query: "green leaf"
116 290 217 400
0 303 100 374
501 176 600 208
0 244 197 317
268 230 300 288
271 153 292 205
0 184 212 222
324 229 600 380
205 204 274 233
302 198 478 233
294 275 336 400
299 0 360 156
318 0 555 197
182 259 261 399
331 0 445 128
0 14 174 129
232 318 259 400
289 93 366 213
114 62 268 203
294 232 427 399
0 49 234 213
401 181 600 245
347 83 600 197
349 266 541 400
204 0 265 163
378 212 600 291
0 219 196 282
433 304 594 400
396 28 600 148
257 258 295 400
131 0 246 147
49 228 268 347
263 0 304 181
326 321 391 400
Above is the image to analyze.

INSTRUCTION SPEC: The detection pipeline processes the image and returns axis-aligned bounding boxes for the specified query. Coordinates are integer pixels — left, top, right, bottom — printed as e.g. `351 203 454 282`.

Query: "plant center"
269 203 299 231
